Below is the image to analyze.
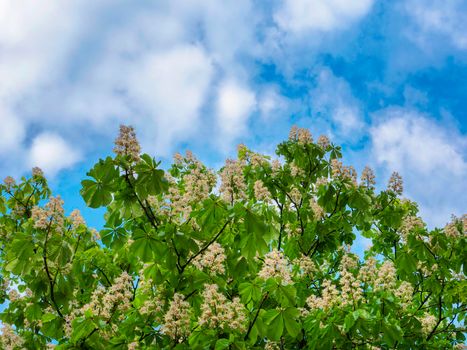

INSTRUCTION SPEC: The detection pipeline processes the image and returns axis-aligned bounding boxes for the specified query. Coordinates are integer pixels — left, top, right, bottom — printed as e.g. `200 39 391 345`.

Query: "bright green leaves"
264 309 283 341
4 233 37 275
263 307 300 340
1 126 465 349
131 228 164 262
80 157 118 208
381 320 404 347
239 207 272 258
71 317 97 343
134 154 168 199
239 282 262 305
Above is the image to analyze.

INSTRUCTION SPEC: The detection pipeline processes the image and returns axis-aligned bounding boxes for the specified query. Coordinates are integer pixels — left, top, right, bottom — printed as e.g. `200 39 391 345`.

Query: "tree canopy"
0 125 465 349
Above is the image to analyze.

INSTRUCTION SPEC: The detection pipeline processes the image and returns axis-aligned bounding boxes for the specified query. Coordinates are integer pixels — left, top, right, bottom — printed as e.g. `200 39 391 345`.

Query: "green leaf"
134 154 167 198
80 157 118 208
71 318 96 342
264 309 283 341
215 338 230 350
382 322 403 347
283 307 300 338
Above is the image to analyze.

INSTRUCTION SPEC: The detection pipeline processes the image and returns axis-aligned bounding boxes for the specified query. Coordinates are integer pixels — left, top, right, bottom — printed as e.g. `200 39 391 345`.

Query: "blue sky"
0 0 466 231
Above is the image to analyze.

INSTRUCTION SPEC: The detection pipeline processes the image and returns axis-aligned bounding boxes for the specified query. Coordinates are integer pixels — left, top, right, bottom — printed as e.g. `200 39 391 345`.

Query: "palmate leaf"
134 154 168 198
80 157 118 208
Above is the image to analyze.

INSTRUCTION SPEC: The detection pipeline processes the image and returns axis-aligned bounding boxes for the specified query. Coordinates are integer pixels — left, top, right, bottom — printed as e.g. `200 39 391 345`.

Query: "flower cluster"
0 323 24 350
219 159 247 203
374 261 397 292
81 272 133 320
113 125 141 162
419 313 437 336
31 196 65 230
271 159 282 175
3 176 15 190
136 273 165 318
307 280 340 310
264 341 281 350
289 187 302 205
294 254 317 277
395 281 414 310
360 166 376 189
310 199 324 220
161 293 191 341
317 135 330 149
290 162 305 177
167 152 217 220
339 254 362 306
69 209 86 229
444 215 466 238
289 125 313 144
387 172 403 195
258 250 292 284
32 166 44 178
399 215 425 240
254 180 271 202
192 242 226 275
198 284 246 332
358 257 378 284
330 159 357 185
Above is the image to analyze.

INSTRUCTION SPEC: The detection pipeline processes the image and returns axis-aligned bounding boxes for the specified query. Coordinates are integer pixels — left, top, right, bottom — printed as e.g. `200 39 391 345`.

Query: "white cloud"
124 44 214 155
405 0 467 51
216 80 256 146
370 108 467 227
275 0 374 33
0 106 25 154
28 133 82 176
258 86 289 119
310 68 364 137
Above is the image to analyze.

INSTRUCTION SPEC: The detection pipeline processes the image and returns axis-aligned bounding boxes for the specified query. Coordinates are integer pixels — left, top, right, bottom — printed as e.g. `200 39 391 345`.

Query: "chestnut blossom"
290 162 305 177
3 176 15 189
419 313 437 336
317 135 330 149
32 166 44 178
289 125 313 144
339 254 362 306
254 180 270 202
294 255 316 277
161 293 191 340
360 166 376 189
31 196 65 230
306 280 340 310
358 257 378 284
265 341 281 350
166 153 216 221
192 242 226 275
374 261 397 292
289 187 302 205
395 281 414 310
331 159 344 178
311 199 324 220
82 272 133 320
219 159 247 203
0 323 24 350
113 125 141 162
399 215 425 240
258 250 292 285
331 160 357 185
198 284 246 332
271 159 281 176
315 177 328 188
69 209 86 228
387 172 403 195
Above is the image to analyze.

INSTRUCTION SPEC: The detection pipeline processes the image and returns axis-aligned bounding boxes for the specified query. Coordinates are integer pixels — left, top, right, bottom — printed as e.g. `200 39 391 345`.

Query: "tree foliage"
0 126 465 349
